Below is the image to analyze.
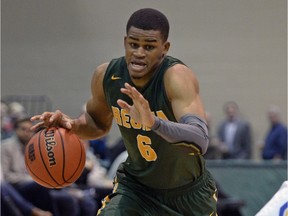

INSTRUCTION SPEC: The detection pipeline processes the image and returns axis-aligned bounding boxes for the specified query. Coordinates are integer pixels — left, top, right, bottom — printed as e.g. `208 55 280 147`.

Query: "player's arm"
165 64 206 121
117 64 209 154
151 64 209 154
31 63 113 140
73 63 114 139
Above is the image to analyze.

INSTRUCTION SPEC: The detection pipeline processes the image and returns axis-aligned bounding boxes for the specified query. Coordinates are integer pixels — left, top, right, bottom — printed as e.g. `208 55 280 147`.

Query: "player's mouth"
129 61 147 72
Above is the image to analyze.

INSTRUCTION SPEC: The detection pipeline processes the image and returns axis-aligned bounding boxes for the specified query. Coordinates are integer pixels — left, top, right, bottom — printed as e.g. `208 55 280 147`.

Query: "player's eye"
144 45 155 51
130 43 139 49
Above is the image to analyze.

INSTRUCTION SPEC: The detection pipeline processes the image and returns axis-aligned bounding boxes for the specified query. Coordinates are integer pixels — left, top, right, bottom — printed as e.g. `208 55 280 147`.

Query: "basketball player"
31 8 218 216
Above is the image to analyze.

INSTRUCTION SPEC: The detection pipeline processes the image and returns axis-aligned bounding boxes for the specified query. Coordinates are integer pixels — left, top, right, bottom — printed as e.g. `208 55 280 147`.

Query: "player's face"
124 26 170 87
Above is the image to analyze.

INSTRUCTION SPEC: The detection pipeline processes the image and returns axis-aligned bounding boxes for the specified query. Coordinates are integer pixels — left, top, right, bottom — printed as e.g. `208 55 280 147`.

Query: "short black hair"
223 101 239 111
126 8 170 41
14 117 31 129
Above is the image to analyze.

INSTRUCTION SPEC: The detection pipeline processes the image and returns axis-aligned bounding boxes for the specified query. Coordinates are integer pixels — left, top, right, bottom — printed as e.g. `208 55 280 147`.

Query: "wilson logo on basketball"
28 143 36 162
44 129 57 166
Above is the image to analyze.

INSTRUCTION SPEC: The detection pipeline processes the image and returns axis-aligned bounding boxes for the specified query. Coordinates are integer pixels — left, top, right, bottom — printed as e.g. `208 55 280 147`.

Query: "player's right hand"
30 110 74 131
117 82 155 128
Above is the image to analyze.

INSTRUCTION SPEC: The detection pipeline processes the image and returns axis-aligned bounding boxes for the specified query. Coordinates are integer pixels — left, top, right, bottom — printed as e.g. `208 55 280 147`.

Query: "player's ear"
162 41 170 56
124 36 127 47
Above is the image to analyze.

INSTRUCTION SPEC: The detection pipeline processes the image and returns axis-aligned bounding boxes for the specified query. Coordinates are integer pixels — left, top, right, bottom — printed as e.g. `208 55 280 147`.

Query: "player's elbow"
188 138 208 155
194 138 208 155
201 138 209 155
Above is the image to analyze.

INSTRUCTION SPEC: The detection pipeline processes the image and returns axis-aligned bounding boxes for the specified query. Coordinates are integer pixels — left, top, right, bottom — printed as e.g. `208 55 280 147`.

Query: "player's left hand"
117 82 155 128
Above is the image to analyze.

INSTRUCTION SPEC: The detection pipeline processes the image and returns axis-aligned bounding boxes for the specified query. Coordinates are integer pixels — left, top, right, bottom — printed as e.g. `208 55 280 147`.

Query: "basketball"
25 127 86 188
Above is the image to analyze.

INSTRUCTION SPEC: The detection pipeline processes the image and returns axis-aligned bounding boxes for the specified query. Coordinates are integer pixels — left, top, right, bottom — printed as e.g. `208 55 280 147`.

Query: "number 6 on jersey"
137 135 157 161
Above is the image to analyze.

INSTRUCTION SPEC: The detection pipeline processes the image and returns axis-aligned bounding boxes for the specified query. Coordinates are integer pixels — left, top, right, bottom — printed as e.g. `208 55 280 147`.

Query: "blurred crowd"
204 101 287 161
1 101 115 216
1 99 287 216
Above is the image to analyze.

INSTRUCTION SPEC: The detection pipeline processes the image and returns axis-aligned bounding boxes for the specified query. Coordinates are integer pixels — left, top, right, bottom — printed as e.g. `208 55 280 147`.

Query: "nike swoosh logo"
111 75 121 80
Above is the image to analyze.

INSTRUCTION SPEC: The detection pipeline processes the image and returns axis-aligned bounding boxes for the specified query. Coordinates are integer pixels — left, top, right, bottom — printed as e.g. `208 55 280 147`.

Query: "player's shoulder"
164 61 200 99
94 62 110 75
168 63 191 73
91 62 110 81
93 57 125 78
165 63 198 84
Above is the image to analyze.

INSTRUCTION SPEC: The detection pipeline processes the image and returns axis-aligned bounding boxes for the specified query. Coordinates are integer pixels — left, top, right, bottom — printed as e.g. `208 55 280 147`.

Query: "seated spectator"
1 167 52 216
107 150 128 180
79 140 113 189
262 105 287 160
73 140 113 212
82 102 110 167
217 101 252 159
8 101 27 124
1 100 27 140
88 137 109 167
89 137 108 161
104 138 126 170
1 117 80 216
63 185 98 216
1 181 52 216
1 100 14 140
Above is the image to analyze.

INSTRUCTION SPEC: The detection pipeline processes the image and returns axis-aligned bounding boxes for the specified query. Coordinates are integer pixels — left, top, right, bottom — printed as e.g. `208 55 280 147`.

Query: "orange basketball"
25 127 86 188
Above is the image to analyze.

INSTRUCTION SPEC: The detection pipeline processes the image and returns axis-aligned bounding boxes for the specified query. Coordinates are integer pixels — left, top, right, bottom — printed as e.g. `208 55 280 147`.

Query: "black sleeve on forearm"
151 114 209 154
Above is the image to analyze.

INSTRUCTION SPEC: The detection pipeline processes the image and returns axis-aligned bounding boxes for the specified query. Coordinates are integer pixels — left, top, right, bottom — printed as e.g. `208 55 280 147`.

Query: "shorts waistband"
149 170 209 197
116 165 212 198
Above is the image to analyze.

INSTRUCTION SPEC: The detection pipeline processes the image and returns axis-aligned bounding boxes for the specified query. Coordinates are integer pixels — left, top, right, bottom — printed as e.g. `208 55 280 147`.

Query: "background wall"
2 0 287 159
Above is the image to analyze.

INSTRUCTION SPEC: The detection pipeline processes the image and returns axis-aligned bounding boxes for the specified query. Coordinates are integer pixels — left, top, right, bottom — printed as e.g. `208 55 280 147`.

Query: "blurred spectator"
8 101 27 123
50 187 97 216
1 100 14 140
1 167 52 216
217 101 252 159
79 140 113 189
89 137 109 167
1 101 27 140
261 105 287 160
204 112 225 159
1 181 53 216
82 103 110 167
73 140 113 212
1 117 80 216
106 150 128 180
105 138 126 169
64 185 98 216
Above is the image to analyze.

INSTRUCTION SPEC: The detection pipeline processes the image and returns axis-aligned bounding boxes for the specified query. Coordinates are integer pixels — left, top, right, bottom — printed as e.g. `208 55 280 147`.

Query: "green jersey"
103 56 206 189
